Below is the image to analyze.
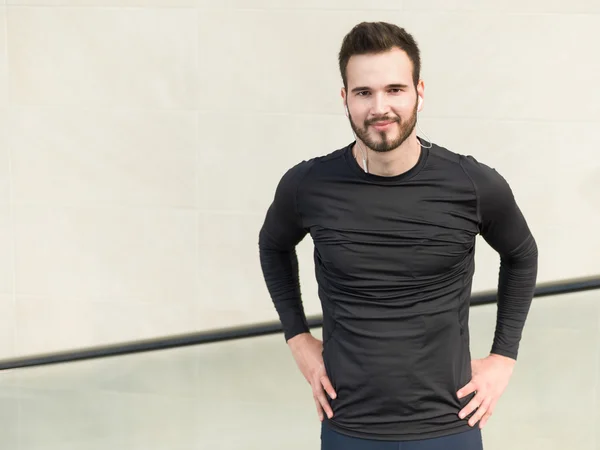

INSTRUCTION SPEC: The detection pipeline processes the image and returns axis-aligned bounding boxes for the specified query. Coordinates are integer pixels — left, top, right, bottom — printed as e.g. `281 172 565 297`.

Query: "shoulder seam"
294 160 317 229
293 147 348 227
295 148 347 225
429 146 460 165
319 149 347 163
459 156 482 230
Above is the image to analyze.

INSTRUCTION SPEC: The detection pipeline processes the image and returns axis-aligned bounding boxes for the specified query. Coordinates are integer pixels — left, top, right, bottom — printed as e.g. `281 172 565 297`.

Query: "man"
258 21 538 450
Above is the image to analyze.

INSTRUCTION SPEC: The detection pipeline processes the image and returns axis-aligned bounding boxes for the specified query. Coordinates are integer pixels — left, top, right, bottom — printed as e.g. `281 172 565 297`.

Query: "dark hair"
338 22 421 89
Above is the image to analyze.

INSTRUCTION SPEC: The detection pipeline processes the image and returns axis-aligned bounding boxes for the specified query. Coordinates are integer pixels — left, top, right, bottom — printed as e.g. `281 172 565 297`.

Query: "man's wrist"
489 352 517 365
287 331 312 348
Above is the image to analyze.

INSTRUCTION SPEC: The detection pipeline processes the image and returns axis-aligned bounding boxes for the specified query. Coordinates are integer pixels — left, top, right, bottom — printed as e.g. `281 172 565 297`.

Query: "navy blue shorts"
320 421 484 450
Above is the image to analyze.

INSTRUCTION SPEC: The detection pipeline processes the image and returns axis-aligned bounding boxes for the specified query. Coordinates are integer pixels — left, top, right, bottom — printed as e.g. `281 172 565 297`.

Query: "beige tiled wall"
0 1 598 358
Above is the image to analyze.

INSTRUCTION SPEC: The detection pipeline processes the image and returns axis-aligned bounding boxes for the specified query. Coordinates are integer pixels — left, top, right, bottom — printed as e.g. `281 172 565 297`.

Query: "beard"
349 101 418 153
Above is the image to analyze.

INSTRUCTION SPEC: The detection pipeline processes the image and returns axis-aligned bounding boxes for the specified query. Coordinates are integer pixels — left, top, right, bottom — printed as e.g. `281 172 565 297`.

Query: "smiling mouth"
371 121 395 130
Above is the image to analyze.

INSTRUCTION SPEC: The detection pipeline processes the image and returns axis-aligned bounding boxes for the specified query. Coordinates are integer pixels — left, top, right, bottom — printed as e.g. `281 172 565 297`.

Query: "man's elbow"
258 226 275 252
258 226 292 254
503 234 538 269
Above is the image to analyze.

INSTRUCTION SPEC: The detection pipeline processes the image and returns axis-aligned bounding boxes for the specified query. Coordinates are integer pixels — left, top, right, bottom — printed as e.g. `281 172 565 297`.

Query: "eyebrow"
351 84 409 93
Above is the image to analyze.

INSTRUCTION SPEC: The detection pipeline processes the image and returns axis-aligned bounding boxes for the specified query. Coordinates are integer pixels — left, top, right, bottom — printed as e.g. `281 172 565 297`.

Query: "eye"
389 88 402 94
357 91 370 97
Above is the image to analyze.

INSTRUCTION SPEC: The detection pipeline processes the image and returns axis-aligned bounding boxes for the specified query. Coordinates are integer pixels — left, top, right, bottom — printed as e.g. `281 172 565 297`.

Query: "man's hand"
457 353 516 429
287 333 337 422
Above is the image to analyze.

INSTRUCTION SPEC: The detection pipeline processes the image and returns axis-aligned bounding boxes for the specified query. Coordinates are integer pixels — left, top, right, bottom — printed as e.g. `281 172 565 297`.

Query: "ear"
341 87 349 115
416 80 425 112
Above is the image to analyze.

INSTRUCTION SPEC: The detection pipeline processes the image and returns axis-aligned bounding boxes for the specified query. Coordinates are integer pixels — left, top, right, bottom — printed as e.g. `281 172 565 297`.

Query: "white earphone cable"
416 120 433 149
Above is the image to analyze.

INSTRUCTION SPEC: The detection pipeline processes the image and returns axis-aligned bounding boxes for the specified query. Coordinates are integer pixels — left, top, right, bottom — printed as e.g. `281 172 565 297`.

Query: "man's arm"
461 156 539 360
258 162 310 342
456 155 539 429
259 162 338 421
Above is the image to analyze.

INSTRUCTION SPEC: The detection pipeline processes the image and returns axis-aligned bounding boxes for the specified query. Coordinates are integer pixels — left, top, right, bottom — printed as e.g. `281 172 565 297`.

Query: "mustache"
365 116 400 126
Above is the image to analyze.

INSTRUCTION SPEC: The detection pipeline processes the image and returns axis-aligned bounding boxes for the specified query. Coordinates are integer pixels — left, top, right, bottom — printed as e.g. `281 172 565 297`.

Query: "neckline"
344 138 430 183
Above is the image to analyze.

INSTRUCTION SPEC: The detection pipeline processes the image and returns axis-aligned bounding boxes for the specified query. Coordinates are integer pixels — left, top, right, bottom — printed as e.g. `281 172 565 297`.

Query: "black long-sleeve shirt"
258 140 538 441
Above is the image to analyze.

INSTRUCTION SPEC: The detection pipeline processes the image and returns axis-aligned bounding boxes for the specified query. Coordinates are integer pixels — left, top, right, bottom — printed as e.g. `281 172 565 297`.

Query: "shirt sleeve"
460 155 539 360
258 162 311 342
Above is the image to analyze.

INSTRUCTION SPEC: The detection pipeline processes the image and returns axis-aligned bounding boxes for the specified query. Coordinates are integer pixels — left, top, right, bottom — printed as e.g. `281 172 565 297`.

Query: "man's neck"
354 135 422 177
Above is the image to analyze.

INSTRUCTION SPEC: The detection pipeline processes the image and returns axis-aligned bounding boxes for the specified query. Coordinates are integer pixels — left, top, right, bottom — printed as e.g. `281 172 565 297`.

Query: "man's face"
343 47 423 153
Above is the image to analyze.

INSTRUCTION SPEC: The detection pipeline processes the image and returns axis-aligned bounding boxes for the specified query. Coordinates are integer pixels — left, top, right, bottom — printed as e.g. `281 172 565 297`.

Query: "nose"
371 92 391 117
